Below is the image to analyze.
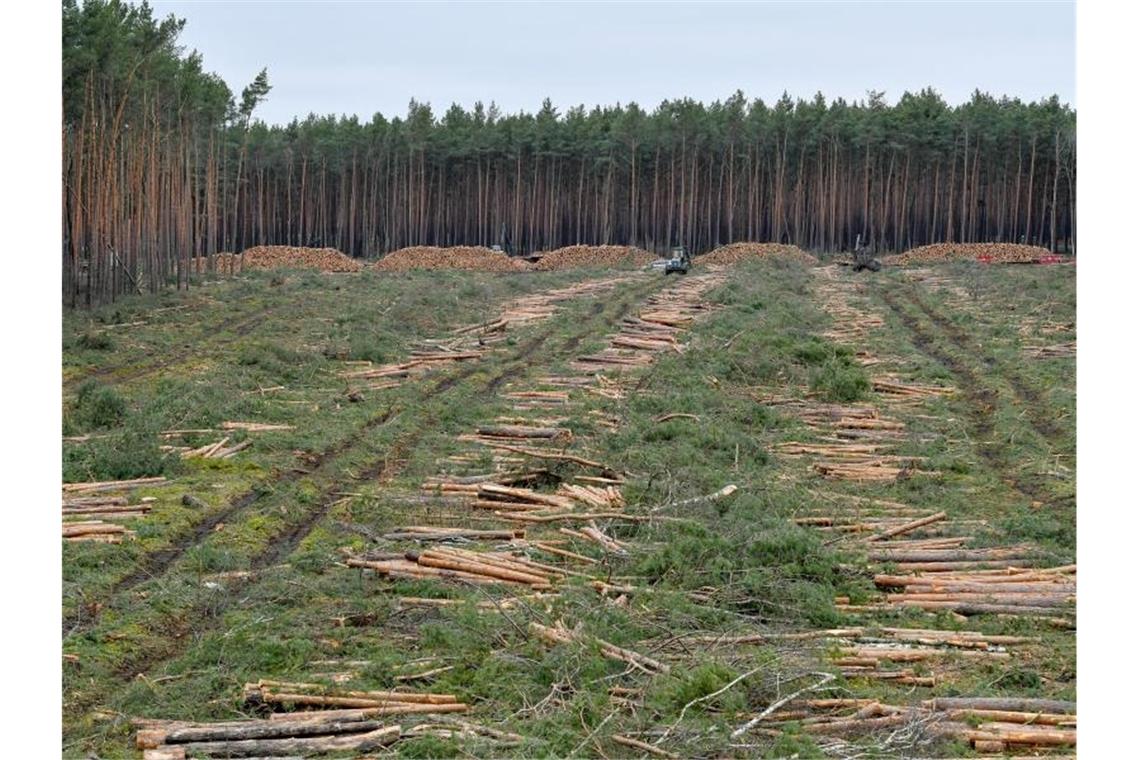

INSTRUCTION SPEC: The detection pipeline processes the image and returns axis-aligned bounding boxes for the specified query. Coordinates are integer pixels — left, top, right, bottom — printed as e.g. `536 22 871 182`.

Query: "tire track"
64 279 651 636
879 289 1061 506
902 288 1070 449
72 274 665 687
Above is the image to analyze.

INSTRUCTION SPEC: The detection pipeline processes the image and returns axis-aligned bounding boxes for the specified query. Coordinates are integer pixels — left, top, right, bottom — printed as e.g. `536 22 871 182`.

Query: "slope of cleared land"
62 258 1074 758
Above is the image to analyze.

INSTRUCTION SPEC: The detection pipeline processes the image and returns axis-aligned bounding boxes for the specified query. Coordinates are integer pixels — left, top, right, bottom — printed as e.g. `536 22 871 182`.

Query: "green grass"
61 259 1075 758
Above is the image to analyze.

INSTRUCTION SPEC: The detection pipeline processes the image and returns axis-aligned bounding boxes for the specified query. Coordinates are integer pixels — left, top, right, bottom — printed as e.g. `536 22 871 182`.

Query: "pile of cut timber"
63 495 153 521
240 245 363 272
340 347 486 386
872 377 955 400
243 679 467 715
868 563 1075 618
383 526 525 542
1026 341 1076 359
63 519 135 543
348 546 563 589
887 242 1055 265
136 720 400 759
924 697 1077 751
62 478 163 542
62 476 167 494
697 242 818 266
167 436 251 460
467 424 573 444
573 272 723 372
373 246 529 272
532 245 655 270
753 697 1075 750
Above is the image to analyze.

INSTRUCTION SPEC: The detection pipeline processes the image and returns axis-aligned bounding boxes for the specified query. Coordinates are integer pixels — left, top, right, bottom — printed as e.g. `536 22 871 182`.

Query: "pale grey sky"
152 0 1075 125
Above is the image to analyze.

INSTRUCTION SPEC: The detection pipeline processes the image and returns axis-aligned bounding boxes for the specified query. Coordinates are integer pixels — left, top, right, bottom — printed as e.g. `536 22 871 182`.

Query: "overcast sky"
151 0 1075 125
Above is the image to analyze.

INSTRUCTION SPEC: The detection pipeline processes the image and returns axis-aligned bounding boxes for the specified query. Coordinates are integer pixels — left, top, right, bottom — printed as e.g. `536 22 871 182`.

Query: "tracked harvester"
664 246 691 274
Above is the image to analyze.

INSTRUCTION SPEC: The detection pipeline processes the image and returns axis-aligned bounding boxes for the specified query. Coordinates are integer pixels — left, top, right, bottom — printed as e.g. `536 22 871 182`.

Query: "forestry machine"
664 246 691 274
852 234 882 272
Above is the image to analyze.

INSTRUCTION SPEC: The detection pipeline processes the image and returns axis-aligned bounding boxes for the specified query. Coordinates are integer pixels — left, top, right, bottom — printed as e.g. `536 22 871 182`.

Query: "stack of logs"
135 681 471 759
241 245 364 273
62 477 167 542
756 697 1075 751
347 546 564 590
868 564 1076 619
871 377 955 401
532 245 655 270
1025 341 1076 359
573 272 723 372
373 246 530 272
340 348 486 389
697 242 818 267
63 519 136 543
886 242 1056 265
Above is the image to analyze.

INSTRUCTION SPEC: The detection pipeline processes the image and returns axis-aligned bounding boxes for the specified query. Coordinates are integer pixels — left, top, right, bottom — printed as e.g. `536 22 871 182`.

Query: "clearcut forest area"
61 2 1076 759
63 250 1076 759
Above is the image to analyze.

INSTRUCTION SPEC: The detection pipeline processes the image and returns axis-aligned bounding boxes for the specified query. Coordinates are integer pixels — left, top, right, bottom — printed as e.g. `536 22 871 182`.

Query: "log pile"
887 242 1055 265
340 348 487 384
373 246 529 272
753 698 1075 750
532 245 655 270
62 480 162 542
62 476 167 494
348 546 564 590
872 377 955 400
63 495 154 521
383 526 526 542
573 271 724 372
865 564 1076 618
63 519 136 543
243 679 467 715
136 721 400 759
242 245 363 272
170 436 252 460
697 242 818 267
1025 340 1076 359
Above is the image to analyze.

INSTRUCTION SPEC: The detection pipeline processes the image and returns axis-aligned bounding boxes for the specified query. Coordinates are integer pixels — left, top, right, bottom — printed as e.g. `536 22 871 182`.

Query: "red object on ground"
1037 254 1065 264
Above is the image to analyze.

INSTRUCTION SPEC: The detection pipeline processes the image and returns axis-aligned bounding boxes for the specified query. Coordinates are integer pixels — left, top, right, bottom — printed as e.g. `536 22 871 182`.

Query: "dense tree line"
63 0 1076 305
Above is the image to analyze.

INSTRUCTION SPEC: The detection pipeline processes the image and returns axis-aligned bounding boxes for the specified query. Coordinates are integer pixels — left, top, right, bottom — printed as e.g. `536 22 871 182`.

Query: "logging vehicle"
852 234 882 272
664 246 691 274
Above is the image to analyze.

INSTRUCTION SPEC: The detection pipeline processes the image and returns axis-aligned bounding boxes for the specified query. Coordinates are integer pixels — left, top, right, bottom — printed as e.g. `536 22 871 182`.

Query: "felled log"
475 425 570 440
476 484 577 510
925 697 1075 714
139 716 393 746
383 526 524 542
865 512 947 542
476 442 616 474
530 620 669 674
168 724 401 757
867 547 1036 562
611 734 679 758
412 550 554 588
945 709 1075 726
62 476 167 493
220 421 296 432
